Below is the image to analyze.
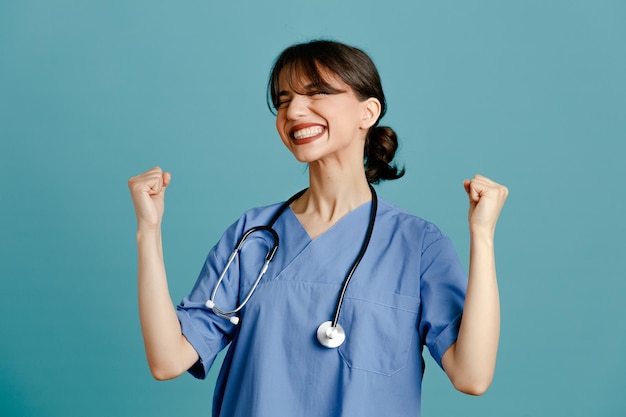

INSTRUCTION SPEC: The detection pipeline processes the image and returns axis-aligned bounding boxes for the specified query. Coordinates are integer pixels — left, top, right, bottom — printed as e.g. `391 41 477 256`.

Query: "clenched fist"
463 175 508 236
128 166 172 229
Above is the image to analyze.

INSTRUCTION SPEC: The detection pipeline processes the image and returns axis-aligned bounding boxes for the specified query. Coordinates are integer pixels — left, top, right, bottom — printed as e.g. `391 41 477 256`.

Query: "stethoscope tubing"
206 185 377 348
207 226 278 317
205 190 306 323
329 186 377 328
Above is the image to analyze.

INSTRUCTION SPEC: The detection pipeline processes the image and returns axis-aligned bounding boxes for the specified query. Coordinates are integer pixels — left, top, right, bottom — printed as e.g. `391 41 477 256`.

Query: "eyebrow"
278 82 347 98
278 83 316 97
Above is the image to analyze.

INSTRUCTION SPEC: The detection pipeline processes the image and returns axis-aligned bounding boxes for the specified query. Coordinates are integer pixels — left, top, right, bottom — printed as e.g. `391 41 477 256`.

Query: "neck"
292 160 372 224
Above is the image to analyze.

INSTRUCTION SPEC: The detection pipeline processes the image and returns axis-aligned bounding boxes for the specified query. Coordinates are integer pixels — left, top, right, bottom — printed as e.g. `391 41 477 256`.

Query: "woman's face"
274 67 380 166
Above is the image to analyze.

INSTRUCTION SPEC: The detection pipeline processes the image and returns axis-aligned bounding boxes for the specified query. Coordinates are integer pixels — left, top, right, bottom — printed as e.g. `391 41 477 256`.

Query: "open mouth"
293 125 324 140
289 124 326 142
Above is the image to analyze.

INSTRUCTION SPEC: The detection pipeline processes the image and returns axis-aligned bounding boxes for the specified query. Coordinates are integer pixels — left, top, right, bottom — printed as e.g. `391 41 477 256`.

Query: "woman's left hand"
463 175 509 235
444 174 508 394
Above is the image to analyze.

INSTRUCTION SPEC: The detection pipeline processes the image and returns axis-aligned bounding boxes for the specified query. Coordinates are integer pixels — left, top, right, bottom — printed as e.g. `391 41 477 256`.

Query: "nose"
284 94 309 120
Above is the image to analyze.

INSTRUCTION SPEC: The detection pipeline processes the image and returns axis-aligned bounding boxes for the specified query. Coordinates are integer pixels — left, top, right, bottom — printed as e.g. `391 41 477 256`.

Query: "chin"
291 153 318 163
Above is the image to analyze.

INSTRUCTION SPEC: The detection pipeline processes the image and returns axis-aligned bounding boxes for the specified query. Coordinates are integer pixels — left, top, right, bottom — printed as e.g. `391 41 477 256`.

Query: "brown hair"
268 40 404 183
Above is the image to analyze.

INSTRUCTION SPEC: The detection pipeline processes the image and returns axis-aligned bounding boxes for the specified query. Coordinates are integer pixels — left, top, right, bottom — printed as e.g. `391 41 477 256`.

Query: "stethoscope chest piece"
316 321 346 348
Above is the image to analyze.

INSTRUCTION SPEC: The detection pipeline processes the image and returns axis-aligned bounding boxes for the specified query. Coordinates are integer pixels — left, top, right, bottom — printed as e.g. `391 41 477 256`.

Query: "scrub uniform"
176 196 467 417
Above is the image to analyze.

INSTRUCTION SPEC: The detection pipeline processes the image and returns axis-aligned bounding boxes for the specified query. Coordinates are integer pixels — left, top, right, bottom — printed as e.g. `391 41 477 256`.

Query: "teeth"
293 126 323 140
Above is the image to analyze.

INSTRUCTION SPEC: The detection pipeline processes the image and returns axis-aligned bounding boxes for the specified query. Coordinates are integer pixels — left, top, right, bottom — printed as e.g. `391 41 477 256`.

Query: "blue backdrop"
1 1 624 416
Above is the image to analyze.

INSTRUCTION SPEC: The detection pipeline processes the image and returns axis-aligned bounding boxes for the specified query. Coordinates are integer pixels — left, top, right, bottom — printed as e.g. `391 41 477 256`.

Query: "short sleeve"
176 220 244 379
418 224 467 368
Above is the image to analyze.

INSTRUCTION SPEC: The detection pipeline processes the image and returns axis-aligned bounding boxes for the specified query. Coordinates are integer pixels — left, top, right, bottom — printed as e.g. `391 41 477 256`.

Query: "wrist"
469 226 495 246
136 224 162 242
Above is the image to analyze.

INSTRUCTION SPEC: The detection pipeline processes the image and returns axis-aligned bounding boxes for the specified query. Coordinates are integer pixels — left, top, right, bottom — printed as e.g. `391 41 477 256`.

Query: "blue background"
1 1 625 416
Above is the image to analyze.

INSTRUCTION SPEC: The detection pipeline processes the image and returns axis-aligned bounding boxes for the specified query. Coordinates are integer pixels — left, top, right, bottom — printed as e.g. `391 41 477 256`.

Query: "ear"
360 98 382 130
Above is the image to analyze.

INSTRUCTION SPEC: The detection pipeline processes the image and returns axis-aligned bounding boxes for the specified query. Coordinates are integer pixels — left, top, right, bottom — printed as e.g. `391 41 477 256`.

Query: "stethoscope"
205 185 377 349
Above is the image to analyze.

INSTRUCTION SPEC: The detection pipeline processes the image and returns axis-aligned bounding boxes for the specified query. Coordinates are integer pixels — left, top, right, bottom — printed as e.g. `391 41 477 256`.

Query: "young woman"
128 40 508 417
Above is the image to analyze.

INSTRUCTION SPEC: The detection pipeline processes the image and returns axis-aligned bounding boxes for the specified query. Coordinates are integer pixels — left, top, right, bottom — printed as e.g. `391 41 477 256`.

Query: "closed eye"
276 99 291 108
276 90 291 109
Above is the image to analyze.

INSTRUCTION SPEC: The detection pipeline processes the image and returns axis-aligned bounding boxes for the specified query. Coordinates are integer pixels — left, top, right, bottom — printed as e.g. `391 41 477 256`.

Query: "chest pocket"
337 292 420 376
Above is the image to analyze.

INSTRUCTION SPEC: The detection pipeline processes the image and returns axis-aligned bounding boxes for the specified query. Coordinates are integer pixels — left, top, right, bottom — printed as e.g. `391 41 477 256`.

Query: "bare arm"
128 167 199 380
441 175 508 395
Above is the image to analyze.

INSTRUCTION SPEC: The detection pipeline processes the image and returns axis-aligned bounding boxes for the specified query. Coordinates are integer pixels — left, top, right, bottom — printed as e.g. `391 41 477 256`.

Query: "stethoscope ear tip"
230 316 240 325
205 300 215 309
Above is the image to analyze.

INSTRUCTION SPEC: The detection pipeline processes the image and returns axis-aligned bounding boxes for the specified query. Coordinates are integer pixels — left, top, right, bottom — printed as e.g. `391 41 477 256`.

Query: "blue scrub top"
176 196 467 417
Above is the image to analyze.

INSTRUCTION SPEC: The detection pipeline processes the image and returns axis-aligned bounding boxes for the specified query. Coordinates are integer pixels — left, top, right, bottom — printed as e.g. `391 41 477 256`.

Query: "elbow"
444 353 496 396
150 366 177 381
144 337 198 381
452 376 493 396
147 361 185 381
151 368 177 381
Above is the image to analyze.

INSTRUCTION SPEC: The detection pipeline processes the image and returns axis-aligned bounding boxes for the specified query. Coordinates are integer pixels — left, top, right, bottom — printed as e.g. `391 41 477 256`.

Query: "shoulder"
238 201 286 226
212 200 287 255
376 197 450 252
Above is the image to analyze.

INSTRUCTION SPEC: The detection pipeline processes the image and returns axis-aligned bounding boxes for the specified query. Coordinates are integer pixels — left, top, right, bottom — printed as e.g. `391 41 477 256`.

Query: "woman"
128 40 508 417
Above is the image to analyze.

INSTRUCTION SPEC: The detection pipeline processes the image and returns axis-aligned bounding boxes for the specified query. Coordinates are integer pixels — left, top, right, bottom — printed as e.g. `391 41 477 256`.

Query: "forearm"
136 226 198 380
443 230 500 395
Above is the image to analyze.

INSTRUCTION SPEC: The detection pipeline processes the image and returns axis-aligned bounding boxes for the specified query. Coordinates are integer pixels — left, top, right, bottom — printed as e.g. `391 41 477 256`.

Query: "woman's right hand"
129 166 199 380
128 166 171 229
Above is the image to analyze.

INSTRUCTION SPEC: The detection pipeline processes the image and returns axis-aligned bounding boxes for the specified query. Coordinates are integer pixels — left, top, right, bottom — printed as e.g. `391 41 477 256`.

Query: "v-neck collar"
284 198 374 242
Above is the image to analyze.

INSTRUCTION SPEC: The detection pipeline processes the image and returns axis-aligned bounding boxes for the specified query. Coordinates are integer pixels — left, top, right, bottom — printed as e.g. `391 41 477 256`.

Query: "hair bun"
365 126 405 183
